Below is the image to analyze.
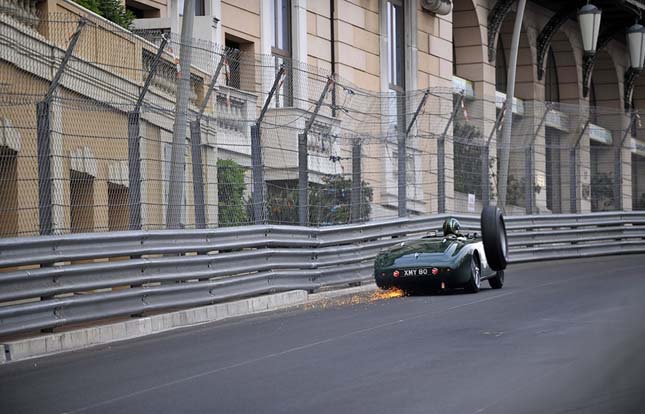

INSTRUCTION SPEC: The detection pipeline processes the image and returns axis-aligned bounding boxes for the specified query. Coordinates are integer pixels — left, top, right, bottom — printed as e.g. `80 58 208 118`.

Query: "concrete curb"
1 284 377 364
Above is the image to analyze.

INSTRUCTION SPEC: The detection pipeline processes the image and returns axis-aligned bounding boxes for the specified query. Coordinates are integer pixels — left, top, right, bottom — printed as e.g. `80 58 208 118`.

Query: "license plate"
402 268 429 277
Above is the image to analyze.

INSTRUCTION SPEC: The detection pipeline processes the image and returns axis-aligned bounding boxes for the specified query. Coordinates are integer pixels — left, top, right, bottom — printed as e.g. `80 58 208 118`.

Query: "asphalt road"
1 254 645 414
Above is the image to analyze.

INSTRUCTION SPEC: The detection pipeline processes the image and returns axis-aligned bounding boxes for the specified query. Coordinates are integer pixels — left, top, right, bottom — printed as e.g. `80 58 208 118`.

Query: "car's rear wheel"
488 270 504 289
375 279 391 290
464 254 481 293
481 206 508 271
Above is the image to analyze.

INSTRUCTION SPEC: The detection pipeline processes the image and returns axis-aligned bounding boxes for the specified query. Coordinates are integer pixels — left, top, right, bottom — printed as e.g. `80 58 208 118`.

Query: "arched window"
495 37 507 93
545 47 559 103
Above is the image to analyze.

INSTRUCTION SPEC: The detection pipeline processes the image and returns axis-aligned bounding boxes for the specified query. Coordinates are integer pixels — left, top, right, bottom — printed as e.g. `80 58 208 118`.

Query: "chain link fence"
1 4 645 238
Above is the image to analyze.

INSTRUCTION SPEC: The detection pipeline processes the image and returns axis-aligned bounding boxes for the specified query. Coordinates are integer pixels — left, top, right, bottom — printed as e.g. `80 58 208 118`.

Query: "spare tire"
481 206 508 271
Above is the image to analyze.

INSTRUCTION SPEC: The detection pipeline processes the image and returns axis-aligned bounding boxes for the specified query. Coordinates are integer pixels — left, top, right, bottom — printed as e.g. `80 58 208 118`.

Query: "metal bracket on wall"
624 68 641 112
582 25 623 98
487 0 517 63
536 3 581 81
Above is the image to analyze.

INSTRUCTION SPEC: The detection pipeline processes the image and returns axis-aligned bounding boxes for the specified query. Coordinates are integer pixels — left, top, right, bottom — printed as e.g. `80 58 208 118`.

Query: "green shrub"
217 159 248 226
74 0 135 29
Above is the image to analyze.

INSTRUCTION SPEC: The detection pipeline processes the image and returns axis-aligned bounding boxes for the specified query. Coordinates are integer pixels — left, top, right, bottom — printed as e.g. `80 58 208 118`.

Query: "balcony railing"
1 0 40 31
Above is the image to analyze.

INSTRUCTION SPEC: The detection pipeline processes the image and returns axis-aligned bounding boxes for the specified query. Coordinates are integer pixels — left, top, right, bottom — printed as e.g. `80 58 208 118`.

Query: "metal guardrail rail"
1 212 644 337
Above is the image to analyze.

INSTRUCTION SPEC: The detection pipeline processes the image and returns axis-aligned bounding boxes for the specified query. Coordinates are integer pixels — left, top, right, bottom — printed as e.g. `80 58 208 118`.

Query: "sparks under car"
373 217 504 293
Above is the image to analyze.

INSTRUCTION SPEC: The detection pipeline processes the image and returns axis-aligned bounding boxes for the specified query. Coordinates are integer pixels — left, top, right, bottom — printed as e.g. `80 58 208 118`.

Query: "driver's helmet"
442 217 461 236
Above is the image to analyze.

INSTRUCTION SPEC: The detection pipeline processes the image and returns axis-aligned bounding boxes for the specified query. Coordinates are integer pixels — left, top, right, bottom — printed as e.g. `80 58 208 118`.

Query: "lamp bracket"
536 2 582 81
582 24 624 98
487 0 517 63
624 67 641 112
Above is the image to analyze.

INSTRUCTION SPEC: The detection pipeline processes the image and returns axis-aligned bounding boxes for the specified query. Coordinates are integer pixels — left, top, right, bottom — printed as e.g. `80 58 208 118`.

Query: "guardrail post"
350 140 362 223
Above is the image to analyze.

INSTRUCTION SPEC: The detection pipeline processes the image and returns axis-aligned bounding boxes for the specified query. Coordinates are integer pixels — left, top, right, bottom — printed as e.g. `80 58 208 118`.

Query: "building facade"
2 0 645 237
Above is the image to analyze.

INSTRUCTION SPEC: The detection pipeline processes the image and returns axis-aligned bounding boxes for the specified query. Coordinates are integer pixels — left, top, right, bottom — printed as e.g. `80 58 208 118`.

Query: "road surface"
1 254 644 413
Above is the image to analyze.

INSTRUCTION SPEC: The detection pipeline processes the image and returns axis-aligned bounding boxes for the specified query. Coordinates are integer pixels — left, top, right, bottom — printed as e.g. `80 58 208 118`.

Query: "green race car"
373 217 504 293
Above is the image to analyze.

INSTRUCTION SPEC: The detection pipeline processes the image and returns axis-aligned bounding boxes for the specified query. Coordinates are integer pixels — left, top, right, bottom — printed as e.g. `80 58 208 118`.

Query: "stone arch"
452 0 487 88
548 29 582 104
592 47 623 111
497 15 538 101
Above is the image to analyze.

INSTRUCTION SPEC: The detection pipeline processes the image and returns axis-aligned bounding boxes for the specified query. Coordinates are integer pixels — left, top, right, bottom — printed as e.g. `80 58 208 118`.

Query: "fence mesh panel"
1 7 644 238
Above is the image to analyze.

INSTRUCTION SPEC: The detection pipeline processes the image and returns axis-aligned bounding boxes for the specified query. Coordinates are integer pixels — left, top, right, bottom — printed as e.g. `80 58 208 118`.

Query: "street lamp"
627 23 645 70
578 3 602 55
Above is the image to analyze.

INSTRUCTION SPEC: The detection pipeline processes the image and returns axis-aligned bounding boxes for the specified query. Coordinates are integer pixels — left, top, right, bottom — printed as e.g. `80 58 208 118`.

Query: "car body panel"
373 235 496 289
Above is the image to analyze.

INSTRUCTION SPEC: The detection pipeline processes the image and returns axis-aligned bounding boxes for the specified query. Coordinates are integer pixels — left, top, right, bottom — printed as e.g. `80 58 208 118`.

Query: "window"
225 39 242 89
270 0 291 56
269 0 293 106
0 147 17 237
545 47 559 103
178 0 205 17
496 37 507 93
70 171 95 233
386 0 404 91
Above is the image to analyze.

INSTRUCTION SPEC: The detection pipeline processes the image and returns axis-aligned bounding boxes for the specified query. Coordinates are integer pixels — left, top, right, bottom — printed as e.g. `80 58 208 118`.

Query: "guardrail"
1 212 644 337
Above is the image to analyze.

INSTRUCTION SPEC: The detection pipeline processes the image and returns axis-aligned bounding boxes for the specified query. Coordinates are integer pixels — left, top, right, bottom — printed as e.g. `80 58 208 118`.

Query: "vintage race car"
373 217 505 293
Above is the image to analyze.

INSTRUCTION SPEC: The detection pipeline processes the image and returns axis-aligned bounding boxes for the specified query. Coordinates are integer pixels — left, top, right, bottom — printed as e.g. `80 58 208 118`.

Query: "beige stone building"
126 0 645 215
2 0 645 238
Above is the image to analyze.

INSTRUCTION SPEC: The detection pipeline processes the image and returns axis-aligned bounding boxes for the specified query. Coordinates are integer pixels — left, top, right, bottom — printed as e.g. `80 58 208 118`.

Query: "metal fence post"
128 37 167 230
127 111 142 230
250 123 266 224
350 140 362 223
615 113 637 211
398 130 407 216
525 146 533 214
190 120 206 228
399 89 429 217
437 94 464 214
570 121 589 213
525 104 550 214
35 19 85 235
298 77 334 225
36 101 52 235
298 133 308 226
481 143 490 207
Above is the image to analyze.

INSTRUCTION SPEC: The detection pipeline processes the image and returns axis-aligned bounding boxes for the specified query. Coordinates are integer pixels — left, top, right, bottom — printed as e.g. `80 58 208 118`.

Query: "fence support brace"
615 111 638 210
36 19 85 235
251 66 286 224
298 77 334 226
481 102 506 207
438 94 464 213
569 120 589 213
350 139 362 223
525 104 551 214
127 37 168 230
189 53 227 228
399 89 430 217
